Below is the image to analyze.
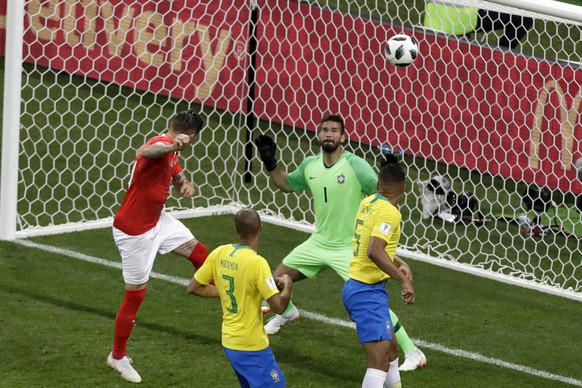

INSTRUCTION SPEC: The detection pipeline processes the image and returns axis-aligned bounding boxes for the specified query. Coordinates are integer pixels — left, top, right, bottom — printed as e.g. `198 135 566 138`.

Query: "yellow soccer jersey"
194 243 279 351
349 194 402 284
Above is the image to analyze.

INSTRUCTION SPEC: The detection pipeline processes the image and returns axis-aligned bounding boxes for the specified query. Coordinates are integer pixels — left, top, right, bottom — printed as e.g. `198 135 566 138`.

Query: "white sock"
384 359 401 388
362 368 387 388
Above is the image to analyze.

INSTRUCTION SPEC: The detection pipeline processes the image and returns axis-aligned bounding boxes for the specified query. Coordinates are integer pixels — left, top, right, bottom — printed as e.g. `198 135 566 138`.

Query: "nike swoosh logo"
309 176 316 180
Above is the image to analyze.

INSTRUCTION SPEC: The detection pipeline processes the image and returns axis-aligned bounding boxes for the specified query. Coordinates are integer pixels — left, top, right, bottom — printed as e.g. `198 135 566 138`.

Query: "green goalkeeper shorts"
282 237 352 281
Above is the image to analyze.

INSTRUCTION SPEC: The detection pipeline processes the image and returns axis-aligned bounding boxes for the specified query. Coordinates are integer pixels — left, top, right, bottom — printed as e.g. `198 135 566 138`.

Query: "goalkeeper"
254 114 426 372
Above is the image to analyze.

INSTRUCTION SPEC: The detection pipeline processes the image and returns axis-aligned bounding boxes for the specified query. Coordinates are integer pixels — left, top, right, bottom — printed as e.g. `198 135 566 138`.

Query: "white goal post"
0 0 25 242
1 0 581 302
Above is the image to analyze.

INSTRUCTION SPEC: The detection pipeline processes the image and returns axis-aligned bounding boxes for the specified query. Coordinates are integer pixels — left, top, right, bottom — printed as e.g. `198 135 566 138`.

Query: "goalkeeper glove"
254 135 278 172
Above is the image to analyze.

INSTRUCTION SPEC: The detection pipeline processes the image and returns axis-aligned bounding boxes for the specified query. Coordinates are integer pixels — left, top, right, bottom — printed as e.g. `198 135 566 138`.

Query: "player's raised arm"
143 134 194 159
254 135 293 192
142 142 175 159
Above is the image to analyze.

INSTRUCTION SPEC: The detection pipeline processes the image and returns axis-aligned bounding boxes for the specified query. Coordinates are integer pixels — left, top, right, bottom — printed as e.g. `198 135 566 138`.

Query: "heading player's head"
171 109 204 136
318 114 346 153
235 208 262 239
378 154 406 204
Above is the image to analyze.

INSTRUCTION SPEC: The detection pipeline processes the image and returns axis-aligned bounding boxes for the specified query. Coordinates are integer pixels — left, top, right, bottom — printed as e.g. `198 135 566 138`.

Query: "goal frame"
1 0 581 303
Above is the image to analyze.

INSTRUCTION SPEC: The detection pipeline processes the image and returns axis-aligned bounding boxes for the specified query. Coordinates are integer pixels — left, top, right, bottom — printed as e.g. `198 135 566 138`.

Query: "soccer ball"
385 34 418 67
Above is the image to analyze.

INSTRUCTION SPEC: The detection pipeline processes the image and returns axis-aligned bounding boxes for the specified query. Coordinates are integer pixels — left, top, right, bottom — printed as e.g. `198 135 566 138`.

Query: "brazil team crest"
270 369 281 382
337 174 345 184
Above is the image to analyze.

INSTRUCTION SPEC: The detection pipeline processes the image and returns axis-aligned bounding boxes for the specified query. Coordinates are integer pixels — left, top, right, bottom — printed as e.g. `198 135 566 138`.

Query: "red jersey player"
107 109 208 383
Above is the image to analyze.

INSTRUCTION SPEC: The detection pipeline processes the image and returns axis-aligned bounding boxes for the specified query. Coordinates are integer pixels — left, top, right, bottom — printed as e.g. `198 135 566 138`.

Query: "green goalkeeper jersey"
286 151 377 248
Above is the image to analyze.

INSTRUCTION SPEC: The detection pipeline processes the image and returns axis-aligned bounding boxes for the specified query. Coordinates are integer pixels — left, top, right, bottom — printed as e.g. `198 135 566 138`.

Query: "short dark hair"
378 154 405 186
320 114 345 134
172 109 203 134
235 208 261 238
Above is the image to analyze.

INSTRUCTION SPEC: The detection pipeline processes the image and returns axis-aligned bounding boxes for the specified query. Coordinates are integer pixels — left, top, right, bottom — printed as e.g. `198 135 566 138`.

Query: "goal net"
1 0 581 300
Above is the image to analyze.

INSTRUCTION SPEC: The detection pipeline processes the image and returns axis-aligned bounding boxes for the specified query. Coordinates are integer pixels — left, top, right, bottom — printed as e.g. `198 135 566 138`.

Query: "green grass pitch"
1 216 581 387
1 2 581 385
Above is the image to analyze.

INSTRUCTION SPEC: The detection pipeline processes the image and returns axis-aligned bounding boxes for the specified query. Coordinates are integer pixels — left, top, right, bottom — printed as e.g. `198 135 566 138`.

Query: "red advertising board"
11 0 249 114
1 0 581 193
0 1 5 54
256 0 582 193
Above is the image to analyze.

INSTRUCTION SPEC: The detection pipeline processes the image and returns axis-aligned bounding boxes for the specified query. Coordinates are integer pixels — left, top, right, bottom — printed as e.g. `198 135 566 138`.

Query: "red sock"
188 242 208 270
112 288 146 359
188 242 214 285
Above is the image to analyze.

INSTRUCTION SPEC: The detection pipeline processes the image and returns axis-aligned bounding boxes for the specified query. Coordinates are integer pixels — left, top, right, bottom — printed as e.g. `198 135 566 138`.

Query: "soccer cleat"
264 305 300 335
399 349 427 372
261 300 271 316
107 352 142 383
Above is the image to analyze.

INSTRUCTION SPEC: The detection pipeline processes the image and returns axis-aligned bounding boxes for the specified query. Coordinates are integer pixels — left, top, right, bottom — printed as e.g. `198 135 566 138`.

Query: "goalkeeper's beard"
320 140 340 153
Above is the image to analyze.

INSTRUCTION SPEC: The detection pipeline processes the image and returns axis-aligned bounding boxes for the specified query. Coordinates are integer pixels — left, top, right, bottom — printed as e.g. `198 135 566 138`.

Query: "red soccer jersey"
113 135 183 235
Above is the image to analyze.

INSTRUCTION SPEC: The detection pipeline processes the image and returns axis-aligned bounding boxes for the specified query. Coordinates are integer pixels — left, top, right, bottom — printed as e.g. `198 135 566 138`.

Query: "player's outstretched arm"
254 135 294 192
188 277 218 298
268 169 293 192
266 274 293 314
254 135 278 171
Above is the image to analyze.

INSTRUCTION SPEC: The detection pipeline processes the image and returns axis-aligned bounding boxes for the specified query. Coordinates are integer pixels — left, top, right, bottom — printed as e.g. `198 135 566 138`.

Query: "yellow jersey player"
342 155 416 388
188 209 293 387
254 115 425 371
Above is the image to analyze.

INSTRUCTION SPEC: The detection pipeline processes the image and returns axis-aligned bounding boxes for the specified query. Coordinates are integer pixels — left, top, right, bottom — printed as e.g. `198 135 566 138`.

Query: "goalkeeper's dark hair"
172 109 204 134
320 114 345 134
378 154 405 186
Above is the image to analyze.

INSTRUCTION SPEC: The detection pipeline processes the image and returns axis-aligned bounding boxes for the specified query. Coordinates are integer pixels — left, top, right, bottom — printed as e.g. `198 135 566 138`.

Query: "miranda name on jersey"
220 258 239 271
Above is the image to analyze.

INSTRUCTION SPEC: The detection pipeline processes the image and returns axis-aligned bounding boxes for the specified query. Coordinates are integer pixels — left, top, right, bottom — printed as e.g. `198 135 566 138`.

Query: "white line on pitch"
16 239 582 387
299 310 582 386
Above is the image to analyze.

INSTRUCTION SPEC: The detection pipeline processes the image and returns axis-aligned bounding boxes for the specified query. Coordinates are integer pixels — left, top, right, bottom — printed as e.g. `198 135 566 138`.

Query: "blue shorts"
342 278 393 343
223 347 286 388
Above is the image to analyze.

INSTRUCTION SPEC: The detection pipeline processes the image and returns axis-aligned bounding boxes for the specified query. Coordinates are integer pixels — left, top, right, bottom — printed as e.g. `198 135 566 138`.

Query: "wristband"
265 159 278 172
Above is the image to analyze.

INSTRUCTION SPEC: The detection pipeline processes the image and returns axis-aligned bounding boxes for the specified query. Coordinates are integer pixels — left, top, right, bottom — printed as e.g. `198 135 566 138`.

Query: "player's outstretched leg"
390 309 427 372
264 300 300 335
